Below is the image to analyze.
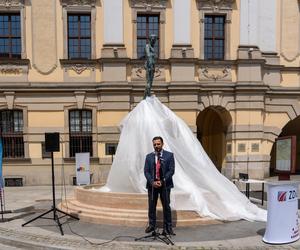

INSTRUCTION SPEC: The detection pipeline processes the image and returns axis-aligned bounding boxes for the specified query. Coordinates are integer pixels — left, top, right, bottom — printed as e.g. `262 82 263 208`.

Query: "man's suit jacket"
144 150 175 189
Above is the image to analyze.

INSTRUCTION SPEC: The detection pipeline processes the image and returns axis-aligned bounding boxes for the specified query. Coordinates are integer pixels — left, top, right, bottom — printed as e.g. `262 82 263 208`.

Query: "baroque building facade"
0 0 300 185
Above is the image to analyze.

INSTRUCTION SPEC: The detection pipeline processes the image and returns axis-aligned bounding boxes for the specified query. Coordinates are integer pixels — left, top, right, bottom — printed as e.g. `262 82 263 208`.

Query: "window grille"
0 110 24 158
69 109 92 157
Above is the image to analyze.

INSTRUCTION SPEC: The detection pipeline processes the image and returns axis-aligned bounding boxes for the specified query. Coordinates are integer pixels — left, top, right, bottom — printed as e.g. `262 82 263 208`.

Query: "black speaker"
45 133 60 152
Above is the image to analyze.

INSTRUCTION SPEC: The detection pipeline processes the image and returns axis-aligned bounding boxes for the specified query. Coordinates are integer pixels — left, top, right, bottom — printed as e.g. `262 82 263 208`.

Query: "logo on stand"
77 165 86 172
278 191 287 202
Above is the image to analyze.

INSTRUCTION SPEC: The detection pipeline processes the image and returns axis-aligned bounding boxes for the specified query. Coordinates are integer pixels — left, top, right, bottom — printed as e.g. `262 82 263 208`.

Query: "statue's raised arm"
144 34 157 99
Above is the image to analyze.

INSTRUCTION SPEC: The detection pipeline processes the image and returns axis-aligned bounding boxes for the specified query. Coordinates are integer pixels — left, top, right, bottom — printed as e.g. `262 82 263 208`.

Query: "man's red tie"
156 156 161 180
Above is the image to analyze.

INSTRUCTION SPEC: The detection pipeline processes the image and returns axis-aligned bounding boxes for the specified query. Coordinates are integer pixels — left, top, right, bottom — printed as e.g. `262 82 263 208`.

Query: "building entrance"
196 107 231 172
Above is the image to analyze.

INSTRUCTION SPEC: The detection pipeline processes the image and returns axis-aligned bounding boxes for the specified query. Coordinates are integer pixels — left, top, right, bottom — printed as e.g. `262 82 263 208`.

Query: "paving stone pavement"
0 186 300 249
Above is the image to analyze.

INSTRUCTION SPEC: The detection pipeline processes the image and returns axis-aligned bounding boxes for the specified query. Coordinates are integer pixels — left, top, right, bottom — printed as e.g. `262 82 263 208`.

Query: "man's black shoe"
167 228 176 235
145 226 155 233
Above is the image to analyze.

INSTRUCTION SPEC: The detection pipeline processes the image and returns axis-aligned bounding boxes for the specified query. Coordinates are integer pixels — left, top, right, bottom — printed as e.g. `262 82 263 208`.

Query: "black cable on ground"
58 136 139 246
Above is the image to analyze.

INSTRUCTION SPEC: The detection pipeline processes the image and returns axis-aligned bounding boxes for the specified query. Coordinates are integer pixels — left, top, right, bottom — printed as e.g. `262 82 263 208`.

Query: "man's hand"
152 181 162 188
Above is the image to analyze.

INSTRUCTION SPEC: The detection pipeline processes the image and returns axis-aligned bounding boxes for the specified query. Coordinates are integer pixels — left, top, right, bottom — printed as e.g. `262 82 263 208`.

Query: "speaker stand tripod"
22 152 79 235
135 230 174 245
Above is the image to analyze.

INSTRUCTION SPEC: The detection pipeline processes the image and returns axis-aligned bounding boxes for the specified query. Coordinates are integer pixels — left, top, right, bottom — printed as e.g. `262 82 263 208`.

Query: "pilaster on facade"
101 0 127 58
236 45 263 84
237 45 283 86
171 0 194 59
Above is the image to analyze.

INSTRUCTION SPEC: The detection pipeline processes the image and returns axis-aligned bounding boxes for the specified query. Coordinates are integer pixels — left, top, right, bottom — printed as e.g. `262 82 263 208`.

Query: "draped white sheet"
98 96 267 221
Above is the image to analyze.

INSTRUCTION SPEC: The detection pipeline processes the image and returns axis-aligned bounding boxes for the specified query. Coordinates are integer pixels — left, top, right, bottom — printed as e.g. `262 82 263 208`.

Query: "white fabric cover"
99 96 267 221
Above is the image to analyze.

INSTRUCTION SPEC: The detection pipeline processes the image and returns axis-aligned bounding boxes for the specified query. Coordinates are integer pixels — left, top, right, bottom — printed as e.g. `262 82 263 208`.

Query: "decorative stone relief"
0 0 24 7
131 64 165 81
0 68 22 74
0 64 28 74
130 0 167 9
199 65 231 82
60 0 96 6
197 0 235 10
64 64 95 74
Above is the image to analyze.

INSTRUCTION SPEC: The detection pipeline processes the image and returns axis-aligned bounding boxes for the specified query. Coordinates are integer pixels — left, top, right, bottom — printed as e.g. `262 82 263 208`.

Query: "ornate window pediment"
0 0 24 7
60 0 96 7
197 0 235 10
130 0 167 10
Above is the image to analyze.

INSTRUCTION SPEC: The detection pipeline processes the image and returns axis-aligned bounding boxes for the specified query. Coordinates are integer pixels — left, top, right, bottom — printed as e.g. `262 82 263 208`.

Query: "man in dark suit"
144 136 175 235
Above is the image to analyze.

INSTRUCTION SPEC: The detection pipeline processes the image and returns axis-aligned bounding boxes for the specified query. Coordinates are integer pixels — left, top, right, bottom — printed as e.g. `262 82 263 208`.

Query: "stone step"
75 186 149 209
59 198 220 227
58 185 221 227
60 199 147 218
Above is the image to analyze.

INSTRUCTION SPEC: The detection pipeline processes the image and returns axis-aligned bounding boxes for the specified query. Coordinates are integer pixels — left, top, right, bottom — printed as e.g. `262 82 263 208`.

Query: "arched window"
0 109 24 158
69 109 92 157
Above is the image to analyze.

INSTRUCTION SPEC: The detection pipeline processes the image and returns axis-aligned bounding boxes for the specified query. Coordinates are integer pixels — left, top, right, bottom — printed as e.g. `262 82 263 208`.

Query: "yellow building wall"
235 111 263 125
97 111 128 126
175 111 197 126
281 72 300 87
28 112 65 127
261 140 274 155
191 0 200 58
29 143 42 158
264 113 290 128
98 143 106 157
165 1 173 59
124 0 133 58
230 0 240 60
18 0 300 83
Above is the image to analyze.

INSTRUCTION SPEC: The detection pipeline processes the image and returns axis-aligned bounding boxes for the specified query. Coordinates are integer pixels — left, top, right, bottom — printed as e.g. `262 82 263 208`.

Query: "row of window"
0 109 94 158
0 13 225 60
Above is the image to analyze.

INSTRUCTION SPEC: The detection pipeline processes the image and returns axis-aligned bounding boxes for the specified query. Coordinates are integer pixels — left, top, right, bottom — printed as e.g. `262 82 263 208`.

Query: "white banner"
263 182 299 244
75 153 90 185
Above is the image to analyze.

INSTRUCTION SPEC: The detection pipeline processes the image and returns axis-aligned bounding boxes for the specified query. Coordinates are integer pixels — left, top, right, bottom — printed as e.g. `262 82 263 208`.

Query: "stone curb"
0 226 299 250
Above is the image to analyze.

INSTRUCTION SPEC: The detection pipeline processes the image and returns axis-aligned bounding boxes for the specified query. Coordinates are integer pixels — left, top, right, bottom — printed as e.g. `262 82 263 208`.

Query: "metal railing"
69 133 92 157
1 133 24 158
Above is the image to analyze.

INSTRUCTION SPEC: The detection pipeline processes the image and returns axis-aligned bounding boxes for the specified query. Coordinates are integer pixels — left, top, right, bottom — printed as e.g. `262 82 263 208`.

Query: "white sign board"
263 182 299 244
276 138 292 171
75 152 90 185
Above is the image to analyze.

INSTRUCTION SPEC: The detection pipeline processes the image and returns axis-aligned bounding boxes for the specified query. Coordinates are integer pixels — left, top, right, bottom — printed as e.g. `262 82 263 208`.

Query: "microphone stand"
159 157 174 245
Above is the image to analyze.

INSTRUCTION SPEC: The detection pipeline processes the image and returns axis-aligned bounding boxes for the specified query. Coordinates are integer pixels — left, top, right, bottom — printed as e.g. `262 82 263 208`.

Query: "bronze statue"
144 34 157 99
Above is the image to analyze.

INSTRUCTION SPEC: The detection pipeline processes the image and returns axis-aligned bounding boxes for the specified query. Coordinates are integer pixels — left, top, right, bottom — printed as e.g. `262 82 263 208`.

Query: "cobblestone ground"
0 226 300 250
1 186 300 249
